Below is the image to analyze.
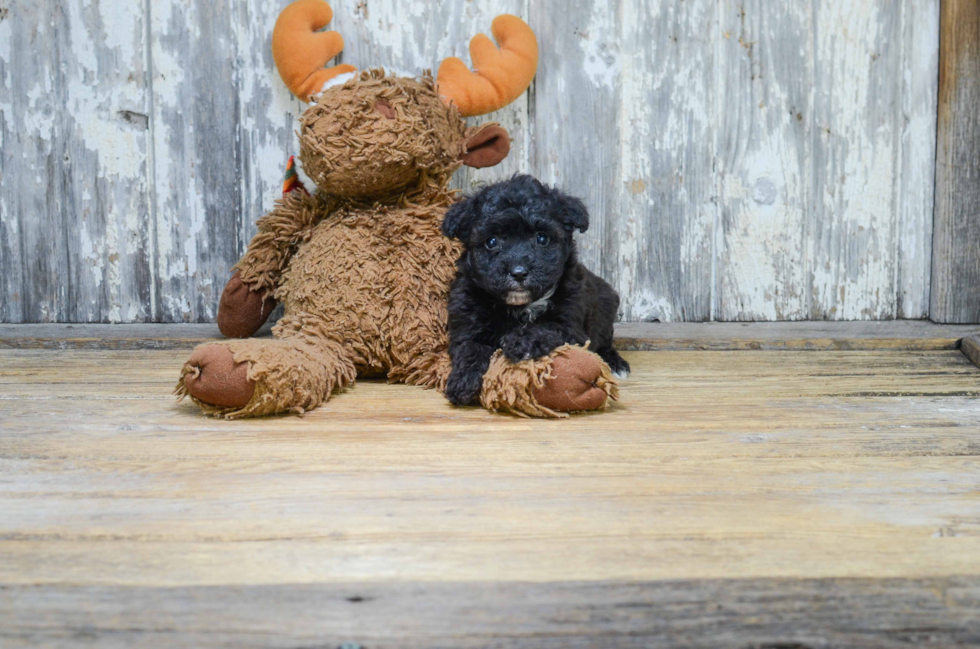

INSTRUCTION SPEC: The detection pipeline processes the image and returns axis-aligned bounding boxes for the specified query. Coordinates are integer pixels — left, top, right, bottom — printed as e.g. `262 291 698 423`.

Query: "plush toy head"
298 72 467 198
272 0 538 199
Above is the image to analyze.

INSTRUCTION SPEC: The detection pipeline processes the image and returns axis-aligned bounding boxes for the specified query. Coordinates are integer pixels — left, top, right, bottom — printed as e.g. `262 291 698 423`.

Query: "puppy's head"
442 174 588 306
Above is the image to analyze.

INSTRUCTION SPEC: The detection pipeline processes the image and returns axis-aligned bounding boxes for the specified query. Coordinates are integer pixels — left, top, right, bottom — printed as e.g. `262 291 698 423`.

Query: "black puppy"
442 174 629 406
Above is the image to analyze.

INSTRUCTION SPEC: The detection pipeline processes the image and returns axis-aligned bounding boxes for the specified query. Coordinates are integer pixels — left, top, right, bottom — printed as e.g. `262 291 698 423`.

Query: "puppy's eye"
484 237 499 250
535 233 550 246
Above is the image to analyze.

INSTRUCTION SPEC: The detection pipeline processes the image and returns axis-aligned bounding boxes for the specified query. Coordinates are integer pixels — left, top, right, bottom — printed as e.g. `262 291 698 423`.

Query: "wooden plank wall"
0 0 940 323
931 0 980 324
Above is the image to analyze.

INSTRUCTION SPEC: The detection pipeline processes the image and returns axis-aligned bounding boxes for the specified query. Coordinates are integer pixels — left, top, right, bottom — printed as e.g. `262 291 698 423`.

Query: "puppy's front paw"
445 370 484 406
501 331 561 362
608 354 631 378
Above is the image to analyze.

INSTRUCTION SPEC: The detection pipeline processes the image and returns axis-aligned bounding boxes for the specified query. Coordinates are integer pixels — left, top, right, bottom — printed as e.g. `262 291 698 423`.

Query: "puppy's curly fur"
442 174 630 406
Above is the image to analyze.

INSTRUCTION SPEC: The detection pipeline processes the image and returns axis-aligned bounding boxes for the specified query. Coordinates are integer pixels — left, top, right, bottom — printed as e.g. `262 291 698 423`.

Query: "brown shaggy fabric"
272 194 462 379
177 70 613 419
234 190 341 299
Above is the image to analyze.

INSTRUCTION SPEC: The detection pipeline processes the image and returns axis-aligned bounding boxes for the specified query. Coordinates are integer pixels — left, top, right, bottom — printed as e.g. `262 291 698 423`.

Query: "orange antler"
272 0 356 102
437 15 538 117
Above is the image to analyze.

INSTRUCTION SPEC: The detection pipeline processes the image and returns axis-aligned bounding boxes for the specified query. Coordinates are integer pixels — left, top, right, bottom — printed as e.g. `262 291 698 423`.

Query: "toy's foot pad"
180 345 255 408
534 347 611 412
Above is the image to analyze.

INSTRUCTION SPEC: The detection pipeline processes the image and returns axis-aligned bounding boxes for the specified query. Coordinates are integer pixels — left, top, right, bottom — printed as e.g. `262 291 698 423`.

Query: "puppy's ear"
442 196 478 240
556 190 589 233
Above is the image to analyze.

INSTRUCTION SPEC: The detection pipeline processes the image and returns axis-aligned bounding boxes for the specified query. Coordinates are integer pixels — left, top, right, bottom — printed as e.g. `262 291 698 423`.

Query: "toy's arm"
234 190 337 295
217 191 339 338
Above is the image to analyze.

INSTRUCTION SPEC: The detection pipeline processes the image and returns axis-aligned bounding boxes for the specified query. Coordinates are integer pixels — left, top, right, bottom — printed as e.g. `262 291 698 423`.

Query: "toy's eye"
485 237 499 250
535 233 550 246
374 99 396 119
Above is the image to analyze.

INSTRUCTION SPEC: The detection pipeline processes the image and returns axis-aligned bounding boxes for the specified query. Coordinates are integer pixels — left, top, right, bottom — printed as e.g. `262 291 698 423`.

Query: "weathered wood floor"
2 324 980 647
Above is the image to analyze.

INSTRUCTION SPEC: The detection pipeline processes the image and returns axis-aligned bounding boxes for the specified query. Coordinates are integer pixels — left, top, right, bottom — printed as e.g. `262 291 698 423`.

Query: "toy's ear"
461 123 510 169
442 196 479 240
555 189 589 233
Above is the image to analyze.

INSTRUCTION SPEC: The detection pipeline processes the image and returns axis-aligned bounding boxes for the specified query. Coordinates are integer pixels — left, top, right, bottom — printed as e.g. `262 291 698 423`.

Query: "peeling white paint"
579 1 620 89
24 83 56 142
616 0 651 321
0 8 11 156
720 132 808 320
0 0 942 323
98 0 142 63
896 0 938 319
808 0 903 320
627 289 674 323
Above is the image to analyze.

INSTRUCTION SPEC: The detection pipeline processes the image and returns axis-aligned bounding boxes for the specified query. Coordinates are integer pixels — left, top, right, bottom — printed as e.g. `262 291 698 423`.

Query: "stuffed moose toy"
176 0 618 418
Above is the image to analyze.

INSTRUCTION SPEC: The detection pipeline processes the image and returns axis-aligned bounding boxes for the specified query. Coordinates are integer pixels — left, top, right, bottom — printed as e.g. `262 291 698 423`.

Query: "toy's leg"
393 349 454 392
175 332 356 418
480 345 619 418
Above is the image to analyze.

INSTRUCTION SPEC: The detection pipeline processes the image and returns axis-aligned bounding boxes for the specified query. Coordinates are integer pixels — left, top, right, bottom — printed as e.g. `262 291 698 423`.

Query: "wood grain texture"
150 0 234 322
2 347 980 643
0 1 943 322
232 0 309 263
4 321 980 350
529 0 939 322
931 0 980 324
715 1 810 321
898 0 941 319
961 336 980 369
531 0 715 322
3 578 980 648
809 1 904 320
716 1 938 321
149 0 254 322
0 0 153 323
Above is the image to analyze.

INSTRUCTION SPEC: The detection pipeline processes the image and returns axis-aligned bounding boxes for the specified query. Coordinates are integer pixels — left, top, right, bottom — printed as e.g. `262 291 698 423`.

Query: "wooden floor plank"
3 578 979 649
2 347 979 644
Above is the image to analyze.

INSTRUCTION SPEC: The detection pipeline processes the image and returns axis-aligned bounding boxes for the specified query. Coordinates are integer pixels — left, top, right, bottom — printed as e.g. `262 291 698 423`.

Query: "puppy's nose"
510 266 529 282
